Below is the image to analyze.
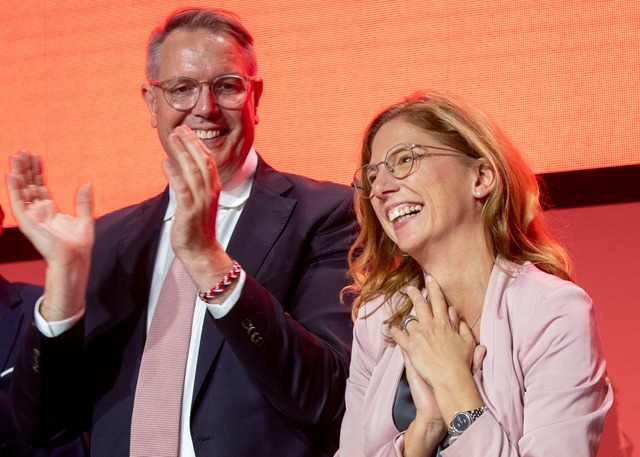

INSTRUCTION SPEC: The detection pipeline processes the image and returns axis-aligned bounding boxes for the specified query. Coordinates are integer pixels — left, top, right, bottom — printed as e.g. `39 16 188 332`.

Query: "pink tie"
130 258 196 456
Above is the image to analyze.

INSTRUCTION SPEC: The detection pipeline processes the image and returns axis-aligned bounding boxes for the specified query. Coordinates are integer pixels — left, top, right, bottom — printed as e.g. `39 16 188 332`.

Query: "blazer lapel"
226 157 295 277
0 276 22 373
192 157 296 400
116 191 168 306
86 190 168 340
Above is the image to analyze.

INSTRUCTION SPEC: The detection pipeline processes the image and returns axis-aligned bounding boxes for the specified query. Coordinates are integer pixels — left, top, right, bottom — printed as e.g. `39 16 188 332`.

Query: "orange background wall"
1 1 639 227
1 1 638 455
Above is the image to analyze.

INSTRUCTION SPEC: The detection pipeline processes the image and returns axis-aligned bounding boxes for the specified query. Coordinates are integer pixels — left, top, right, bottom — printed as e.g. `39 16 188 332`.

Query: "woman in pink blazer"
338 91 612 456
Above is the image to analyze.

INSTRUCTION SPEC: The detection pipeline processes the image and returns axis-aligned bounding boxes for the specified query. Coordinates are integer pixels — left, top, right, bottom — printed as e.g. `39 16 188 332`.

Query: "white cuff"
34 296 85 337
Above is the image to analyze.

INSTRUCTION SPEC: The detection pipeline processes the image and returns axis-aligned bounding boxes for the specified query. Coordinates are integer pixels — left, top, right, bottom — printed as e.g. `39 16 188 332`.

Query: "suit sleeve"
2 281 90 455
212 191 357 426
442 284 613 456
9 318 89 445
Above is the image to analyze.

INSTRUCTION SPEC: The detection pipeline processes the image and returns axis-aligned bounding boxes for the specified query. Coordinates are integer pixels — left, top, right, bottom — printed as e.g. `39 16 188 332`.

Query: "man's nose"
193 85 220 115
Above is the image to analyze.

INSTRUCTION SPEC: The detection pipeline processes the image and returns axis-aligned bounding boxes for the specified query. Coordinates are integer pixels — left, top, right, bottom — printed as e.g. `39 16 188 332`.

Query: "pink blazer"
337 257 612 456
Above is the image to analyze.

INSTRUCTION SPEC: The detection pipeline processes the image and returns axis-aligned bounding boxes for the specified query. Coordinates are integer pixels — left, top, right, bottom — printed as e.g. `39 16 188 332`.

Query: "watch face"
452 411 472 433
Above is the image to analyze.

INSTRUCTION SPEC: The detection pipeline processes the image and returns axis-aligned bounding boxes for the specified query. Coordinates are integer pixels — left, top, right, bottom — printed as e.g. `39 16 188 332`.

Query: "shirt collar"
219 147 257 208
164 147 257 221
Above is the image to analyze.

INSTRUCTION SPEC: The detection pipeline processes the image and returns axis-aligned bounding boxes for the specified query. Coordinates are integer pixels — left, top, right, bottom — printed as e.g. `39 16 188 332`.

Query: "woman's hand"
390 276 484 424
402 355 447 457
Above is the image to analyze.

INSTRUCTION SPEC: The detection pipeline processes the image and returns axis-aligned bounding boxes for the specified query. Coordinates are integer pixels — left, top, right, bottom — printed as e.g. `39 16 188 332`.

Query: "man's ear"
141 84 158 128
472 158 496 198
252 78 264 125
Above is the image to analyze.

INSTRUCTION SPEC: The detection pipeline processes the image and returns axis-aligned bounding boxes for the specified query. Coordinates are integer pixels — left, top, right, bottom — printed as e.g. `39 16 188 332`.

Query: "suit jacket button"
250 333 264 347
32 348 41 373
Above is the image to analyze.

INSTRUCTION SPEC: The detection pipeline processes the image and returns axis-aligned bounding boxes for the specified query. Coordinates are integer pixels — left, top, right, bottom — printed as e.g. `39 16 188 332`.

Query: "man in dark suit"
7 7 355 457
0 205 89 457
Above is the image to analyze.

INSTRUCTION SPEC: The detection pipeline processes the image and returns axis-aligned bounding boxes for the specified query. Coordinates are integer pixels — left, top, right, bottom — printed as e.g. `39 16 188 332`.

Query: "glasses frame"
353 143 466 199
148 74 256 111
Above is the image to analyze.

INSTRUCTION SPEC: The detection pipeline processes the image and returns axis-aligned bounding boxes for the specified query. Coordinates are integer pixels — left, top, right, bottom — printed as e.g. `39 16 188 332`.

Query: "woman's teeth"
388 205 423 223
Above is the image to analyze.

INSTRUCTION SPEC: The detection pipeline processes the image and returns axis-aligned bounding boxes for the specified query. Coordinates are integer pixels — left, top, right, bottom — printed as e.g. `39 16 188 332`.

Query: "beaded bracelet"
198 260 242 301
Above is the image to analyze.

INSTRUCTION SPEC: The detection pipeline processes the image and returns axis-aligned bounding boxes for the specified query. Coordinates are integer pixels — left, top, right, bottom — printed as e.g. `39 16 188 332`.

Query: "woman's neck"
419 242 494 325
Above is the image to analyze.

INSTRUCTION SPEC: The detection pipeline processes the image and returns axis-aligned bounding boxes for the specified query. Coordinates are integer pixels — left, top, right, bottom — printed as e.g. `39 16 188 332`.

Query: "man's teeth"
388 205 423 223
194 130 221 140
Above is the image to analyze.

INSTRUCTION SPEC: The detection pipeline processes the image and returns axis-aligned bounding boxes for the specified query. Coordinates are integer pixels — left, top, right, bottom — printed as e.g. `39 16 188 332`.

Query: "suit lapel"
192 157 296 401
87 190 168 340
116 191 168 305
0 276 22 372
226 157 295 277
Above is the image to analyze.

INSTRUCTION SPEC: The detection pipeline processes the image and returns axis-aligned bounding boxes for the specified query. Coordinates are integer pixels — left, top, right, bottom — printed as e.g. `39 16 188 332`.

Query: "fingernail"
426 274 433 283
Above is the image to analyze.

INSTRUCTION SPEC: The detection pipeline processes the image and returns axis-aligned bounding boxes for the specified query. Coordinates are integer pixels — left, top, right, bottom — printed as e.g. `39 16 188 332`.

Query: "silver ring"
400 314 419 333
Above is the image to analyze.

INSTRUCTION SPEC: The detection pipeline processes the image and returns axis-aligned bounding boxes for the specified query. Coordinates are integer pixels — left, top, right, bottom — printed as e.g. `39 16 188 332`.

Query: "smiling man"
8 8 356 457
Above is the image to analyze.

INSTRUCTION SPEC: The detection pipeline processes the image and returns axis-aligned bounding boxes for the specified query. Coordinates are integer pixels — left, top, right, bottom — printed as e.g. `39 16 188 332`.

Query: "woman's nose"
370 166 399 199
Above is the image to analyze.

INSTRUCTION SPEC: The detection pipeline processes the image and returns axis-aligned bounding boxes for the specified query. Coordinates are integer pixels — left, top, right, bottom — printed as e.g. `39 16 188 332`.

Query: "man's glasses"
149 74 255 111
353 143 465 199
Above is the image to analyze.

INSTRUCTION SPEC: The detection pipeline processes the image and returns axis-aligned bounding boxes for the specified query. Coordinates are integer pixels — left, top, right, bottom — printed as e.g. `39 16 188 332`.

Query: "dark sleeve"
214 191 357 426
5 281 89 447
9 319 89 446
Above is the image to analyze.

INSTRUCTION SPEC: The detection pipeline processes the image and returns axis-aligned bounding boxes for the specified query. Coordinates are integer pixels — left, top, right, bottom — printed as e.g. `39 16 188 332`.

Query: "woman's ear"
472 158 496 198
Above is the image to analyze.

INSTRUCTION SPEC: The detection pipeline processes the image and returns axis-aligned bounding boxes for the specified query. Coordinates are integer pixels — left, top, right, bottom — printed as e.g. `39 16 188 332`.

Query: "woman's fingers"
472 344 487 374
405 286 431 319
390 324 409 349
448 305 460 332
425 275 449 321
402 278 459 334
457 320 480 369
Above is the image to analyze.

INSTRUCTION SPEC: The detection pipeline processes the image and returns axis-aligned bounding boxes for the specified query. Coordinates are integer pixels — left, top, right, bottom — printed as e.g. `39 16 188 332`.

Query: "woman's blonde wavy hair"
343 91 573 327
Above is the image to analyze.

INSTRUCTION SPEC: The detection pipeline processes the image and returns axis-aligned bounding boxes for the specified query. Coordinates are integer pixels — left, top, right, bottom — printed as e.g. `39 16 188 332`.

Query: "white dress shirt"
35 148 258 457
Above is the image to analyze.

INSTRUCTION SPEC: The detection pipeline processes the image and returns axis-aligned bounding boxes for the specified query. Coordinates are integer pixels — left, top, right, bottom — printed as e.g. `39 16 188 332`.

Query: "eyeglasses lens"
353 145 418 198
162 76 250 110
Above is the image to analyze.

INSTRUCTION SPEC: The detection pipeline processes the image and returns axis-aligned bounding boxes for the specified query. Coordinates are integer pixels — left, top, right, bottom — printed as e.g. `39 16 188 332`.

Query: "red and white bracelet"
198 261 242 301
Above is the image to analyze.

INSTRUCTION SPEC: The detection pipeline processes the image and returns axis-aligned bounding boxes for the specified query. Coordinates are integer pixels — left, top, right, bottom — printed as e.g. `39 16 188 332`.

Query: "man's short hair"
146 7 257 81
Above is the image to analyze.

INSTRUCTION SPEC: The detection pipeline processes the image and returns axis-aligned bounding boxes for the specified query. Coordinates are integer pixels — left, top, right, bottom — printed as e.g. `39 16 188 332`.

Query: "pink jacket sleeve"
336 301 407 457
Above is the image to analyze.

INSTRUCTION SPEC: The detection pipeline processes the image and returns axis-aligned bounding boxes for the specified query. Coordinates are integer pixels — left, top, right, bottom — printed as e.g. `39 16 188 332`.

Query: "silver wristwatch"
447 406 488 437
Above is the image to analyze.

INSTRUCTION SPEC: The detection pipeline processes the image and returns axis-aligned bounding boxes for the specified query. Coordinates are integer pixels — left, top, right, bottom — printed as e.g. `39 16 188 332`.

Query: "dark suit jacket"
0 276 89 457
11 157 357 457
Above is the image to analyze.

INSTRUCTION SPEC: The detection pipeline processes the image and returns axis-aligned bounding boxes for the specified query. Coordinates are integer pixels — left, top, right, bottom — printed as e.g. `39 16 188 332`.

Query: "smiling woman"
336 90 613 457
